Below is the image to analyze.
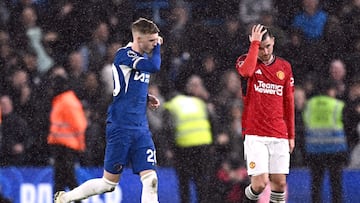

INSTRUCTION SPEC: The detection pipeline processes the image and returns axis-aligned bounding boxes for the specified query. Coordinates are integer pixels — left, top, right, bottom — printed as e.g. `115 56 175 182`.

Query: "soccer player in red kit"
235 24 295 203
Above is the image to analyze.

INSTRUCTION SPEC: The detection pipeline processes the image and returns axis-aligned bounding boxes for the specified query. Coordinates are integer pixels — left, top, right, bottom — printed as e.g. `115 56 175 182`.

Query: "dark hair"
261 26 274 41
50 75 70 96
318 79 337 94
131 18 160 34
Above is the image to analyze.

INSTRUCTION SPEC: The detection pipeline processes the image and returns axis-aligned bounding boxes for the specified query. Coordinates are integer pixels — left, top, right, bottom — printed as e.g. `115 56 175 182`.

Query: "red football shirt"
235 41 295 139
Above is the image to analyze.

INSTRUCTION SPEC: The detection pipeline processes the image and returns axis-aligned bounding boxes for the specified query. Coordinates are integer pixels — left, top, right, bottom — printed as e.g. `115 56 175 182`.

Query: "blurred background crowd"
0 0 360 201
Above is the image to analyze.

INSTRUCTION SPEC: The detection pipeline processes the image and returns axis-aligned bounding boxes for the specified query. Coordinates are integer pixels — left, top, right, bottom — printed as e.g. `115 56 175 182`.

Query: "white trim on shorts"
244 134 290 176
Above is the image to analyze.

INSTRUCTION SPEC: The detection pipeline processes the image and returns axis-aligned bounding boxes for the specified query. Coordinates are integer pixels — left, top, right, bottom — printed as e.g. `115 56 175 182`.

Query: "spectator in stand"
17 49 52 165
45 0 90 65
322 0 347 16
5 66 49 167
7 0 41 49
80 101 105 167
213 70 243 167
274 0 301 30
302 73 317 98
343 77 360 167
80 21 110 73
187 0 239 22
0 95 31 166
259 10 288 53
12 6 54 74
160 1 194 94
163 1 193 47
227 101 244 160
339 0 360 54
80 71 108 125
216 15 247 70
291 0 328 75
292 0 328 42
239 0 273 27
0 1 9 30
195 52 224 97
322 15 347 60
328 59 347 100
6 69 35 123
215 70 242 121
281 28 308 84
303 79 348 203
87 0 134 43
0 31 22 96
344 39 360 82
66 50 86 99
292 86 307 167
21 49 42 87
27 65 71 166
184 74 210 102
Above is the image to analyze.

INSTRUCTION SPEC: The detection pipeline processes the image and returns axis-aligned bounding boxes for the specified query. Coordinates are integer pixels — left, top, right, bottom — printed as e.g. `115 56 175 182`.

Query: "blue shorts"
104 125 157 174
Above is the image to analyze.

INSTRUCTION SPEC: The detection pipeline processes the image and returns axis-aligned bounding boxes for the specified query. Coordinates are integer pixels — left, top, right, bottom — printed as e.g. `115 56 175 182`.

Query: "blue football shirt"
106 42 161 129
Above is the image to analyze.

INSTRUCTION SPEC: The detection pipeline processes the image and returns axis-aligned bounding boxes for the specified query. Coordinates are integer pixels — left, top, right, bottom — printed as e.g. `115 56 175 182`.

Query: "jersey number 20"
147 149 157 165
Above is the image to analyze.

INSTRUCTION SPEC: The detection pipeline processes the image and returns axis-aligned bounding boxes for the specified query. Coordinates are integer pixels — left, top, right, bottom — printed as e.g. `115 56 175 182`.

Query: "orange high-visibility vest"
47 90 87 151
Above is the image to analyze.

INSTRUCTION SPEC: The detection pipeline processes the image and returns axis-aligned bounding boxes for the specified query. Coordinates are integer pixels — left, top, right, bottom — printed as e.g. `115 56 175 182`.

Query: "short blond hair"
131 18 160 35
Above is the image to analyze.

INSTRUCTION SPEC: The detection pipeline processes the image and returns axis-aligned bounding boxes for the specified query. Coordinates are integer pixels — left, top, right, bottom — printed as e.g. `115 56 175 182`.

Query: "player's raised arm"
235 24 267 77
131 19 162 73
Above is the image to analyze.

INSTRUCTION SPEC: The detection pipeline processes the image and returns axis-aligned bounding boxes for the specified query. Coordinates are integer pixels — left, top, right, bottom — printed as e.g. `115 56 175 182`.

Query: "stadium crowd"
0 0 360 201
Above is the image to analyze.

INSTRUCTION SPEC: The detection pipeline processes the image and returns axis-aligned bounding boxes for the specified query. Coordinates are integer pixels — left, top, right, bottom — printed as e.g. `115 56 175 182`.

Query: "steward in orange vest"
47 79 87 152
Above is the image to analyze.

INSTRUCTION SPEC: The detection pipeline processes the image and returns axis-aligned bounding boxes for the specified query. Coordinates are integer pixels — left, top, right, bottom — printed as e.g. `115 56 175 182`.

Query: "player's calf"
141 171 158 203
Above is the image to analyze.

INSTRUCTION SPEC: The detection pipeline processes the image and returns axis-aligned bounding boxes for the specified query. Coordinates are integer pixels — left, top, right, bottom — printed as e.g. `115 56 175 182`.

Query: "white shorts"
244 135 290 176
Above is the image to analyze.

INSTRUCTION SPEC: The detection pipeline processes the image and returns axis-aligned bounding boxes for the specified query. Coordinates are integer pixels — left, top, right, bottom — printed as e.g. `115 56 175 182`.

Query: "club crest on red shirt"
276 71 285 80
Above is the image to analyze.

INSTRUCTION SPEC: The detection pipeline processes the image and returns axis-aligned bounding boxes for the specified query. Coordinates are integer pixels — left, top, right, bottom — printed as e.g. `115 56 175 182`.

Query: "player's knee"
99 177 117 193
252 175 269 192
252 184 267 194
271 180 287 191
251 181 268 193
140 171 158 193
270 176 287 191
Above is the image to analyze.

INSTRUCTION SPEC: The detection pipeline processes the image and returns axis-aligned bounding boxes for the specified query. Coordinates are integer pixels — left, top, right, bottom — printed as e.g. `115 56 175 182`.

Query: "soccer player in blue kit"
54 17 163 203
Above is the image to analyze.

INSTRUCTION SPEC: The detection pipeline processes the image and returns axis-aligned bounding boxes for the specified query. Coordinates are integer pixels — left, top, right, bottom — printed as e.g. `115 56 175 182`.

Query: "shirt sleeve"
284 70 295 139
134 44 161 73
235 41 260 77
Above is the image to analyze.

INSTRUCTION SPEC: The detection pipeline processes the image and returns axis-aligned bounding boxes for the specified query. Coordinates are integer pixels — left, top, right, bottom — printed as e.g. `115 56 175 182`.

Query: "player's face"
138 33 159 54
258 36 275 62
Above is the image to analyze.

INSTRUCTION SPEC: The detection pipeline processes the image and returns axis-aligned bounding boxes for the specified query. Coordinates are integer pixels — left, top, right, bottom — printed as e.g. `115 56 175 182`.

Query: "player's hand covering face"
139 33 161 54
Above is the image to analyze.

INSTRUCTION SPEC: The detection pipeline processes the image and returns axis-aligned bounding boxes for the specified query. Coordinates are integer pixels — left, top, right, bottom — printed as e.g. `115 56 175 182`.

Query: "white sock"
62 178 117 202
140 171 158 203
